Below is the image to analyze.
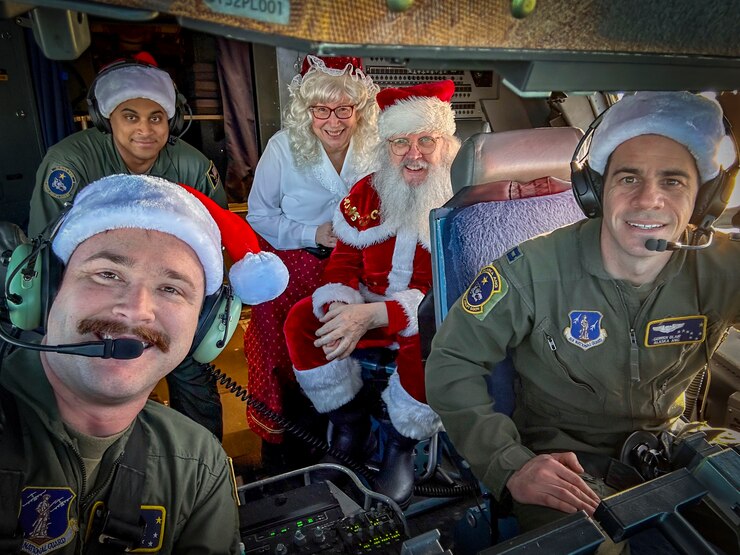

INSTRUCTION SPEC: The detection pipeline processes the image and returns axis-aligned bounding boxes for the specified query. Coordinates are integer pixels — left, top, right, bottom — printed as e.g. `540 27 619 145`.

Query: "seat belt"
86 418 149 554
0 385 25 554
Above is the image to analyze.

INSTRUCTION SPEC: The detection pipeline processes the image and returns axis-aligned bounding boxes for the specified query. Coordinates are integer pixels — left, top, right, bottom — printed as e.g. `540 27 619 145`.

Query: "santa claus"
284 80 460 506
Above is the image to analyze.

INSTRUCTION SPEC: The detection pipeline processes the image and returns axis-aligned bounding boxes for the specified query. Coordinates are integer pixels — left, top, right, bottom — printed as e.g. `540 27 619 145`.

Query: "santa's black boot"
372 424 417 508
316 394 375 483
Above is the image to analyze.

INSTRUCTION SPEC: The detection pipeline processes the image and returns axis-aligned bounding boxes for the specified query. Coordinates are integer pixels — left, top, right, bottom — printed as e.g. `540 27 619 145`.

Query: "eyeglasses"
309 105 355 120
387 136 440 156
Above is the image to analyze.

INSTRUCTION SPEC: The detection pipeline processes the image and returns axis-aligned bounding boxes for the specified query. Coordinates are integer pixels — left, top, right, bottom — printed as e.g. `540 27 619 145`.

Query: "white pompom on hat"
589 91 726 183
52 174 289 304
94 63 176 119
376 80 457 140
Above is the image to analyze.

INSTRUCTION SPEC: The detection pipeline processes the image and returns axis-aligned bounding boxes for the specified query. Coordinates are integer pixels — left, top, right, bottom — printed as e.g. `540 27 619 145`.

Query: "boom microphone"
644 231 714 252
0 324 144 360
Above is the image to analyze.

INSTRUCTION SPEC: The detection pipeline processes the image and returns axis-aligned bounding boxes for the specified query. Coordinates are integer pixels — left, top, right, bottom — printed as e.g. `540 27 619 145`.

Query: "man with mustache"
284 80 460 507
27 52 228 439
426 92 739 551
0 174 287 553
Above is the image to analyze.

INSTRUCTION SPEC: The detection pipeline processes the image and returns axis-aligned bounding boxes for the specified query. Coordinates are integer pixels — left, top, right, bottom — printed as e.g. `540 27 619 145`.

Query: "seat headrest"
450 127 584 194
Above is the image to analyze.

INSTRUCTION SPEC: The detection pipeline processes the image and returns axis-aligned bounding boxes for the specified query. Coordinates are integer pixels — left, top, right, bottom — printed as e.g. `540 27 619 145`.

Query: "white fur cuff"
293 357 363 413
390 289 424 337
312 283 364 319
382 373 442 440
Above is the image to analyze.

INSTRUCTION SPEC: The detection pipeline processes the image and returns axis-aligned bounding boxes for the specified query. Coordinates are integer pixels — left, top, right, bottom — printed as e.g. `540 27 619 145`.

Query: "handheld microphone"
644 230 714 252
0 324 144 360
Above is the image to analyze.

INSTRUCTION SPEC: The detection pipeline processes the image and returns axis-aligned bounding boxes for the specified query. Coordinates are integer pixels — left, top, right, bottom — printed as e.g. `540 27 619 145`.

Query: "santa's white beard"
373 158 453 243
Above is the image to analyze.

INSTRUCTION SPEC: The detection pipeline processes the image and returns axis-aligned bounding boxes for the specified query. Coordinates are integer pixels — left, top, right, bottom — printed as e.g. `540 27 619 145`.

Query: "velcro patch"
645 316 706 347
44 166 76 199
505 246 523 264
461 264 508 320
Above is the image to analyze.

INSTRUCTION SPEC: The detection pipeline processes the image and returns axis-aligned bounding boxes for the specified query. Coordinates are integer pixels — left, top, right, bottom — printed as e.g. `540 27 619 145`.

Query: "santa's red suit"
284 174 441 441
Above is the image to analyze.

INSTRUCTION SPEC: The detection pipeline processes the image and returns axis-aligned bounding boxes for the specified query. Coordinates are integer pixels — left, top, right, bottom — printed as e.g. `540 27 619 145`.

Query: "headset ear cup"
690 164 738 229
191 289 242 364
41 249 63 334
168 92 187 138
86 92 111 134
571 162 603 219
5 243 44 331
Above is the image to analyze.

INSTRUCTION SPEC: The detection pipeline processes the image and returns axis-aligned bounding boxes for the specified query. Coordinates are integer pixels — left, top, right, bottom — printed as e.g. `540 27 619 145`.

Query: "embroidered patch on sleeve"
206 161 221 191
43 166 77 199
461 264 508 320
645 315 706 347
86 502 165 552
20 487 77 554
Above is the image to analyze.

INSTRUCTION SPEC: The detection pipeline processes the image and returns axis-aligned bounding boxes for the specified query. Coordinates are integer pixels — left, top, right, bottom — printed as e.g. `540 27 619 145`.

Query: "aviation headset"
571 107 740 231
85 59 189 140
4 211 241 364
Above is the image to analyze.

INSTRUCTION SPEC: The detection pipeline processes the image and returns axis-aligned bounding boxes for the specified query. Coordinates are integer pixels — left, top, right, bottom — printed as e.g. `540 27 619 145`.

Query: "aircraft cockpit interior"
0 1 738 554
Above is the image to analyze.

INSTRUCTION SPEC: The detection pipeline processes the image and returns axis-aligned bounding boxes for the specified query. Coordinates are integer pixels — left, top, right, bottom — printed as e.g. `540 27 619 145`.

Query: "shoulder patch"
645 315 706 347
20 487 77 554
461 264 508 320
563 310 607 350
206 161 221 191
505 246 523 264
44 166 77 199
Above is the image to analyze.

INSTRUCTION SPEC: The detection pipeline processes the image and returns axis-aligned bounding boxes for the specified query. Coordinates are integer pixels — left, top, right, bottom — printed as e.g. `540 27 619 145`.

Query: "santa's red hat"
179 185 290 305
376 80 456 140
53 175 288 305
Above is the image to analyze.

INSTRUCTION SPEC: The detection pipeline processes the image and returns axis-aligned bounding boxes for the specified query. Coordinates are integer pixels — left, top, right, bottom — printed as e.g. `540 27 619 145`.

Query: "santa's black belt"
573 451 645 491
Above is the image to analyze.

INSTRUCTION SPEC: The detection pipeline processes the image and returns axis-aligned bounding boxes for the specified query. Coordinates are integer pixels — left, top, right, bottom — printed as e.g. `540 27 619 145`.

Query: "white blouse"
247 130 369 250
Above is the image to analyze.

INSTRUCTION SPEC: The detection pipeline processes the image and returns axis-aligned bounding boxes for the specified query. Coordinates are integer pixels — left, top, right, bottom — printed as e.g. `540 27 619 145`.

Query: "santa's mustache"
77 318 171 353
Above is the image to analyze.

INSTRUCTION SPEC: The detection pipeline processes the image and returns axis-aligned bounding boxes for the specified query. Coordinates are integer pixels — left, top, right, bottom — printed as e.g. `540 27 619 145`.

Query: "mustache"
77 318 171 353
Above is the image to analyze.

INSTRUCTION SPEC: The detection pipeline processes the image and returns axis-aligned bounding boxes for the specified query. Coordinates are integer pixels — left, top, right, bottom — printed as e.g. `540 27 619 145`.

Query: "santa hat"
589 91 727 183
376 80 456 140
94 52 176 119
52 174 289 305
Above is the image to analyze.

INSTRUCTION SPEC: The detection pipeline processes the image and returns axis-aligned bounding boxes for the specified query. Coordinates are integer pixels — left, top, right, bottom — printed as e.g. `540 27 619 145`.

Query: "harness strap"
85 418 149 555
0 385 24 554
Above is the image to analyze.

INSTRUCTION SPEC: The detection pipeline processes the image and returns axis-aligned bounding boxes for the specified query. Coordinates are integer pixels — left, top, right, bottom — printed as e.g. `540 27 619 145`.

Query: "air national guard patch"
19 487 76 554
461 264 508 320
645 315 706 347
564 310 607 350
86 502 166 552
44 166 76 199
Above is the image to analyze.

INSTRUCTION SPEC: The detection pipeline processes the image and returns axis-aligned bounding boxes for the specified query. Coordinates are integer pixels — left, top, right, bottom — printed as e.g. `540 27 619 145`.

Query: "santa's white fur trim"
229 251 288 305
382 373 442 440
332 206 396 248
390 289 424 337
312 283 364 319
294 357 363 413
52 174 223 294
378 96 456 140
95 65 176 118
386 229 418 294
